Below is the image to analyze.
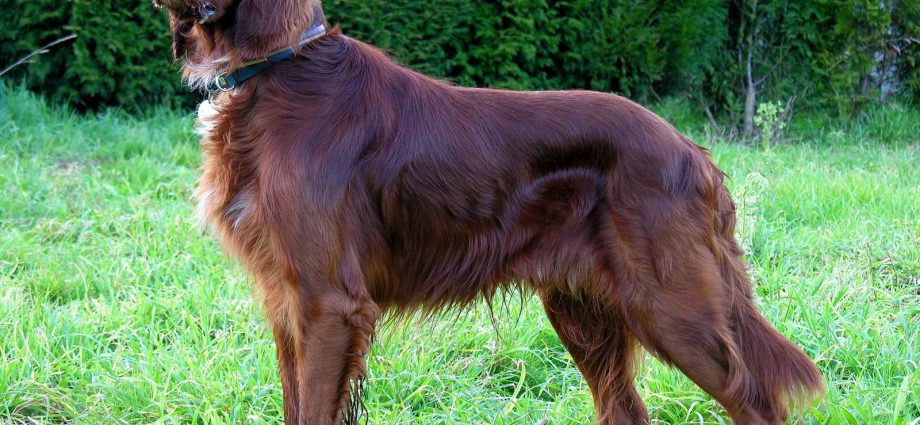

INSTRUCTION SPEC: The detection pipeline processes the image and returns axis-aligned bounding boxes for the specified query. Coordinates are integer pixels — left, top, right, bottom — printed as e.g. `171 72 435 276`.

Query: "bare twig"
0 34 78 77
702 105 719 128
702 102 722 132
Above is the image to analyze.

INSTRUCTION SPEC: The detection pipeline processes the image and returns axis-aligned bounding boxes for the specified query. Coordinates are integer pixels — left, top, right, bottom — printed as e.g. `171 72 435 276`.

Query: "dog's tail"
712 178 824 419
723 261 824 419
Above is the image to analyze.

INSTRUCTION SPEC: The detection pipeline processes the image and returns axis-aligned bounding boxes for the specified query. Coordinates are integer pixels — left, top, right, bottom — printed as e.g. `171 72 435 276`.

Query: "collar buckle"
214 73 234 92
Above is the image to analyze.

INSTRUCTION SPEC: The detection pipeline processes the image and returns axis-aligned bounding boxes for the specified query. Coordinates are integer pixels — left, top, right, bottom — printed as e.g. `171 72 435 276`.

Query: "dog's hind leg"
539 288 649 424
607 251 765 423
598 196 819 424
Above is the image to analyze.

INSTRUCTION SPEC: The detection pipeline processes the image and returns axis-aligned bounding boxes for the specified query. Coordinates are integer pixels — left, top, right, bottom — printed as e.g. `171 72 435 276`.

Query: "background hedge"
1 0 917 116
0 0 190 110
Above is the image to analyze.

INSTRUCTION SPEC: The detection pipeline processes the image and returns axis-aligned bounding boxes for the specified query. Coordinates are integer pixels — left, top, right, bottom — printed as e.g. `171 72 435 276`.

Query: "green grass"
1 83 918 424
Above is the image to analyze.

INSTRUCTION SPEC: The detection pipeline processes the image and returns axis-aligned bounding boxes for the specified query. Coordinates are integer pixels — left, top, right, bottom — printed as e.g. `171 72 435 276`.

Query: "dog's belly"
373 164 609 307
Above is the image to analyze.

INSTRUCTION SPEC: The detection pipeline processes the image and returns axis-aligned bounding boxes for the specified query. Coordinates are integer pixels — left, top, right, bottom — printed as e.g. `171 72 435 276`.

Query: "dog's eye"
198 2 218 23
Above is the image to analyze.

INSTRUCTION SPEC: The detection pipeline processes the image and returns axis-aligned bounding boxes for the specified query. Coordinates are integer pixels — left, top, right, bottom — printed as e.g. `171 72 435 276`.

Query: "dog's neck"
213 23 327 91
183 2 330 92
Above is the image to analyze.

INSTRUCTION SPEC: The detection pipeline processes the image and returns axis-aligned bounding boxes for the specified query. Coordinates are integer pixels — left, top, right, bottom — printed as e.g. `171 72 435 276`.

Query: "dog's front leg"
271 316 302 424
261 266 379 425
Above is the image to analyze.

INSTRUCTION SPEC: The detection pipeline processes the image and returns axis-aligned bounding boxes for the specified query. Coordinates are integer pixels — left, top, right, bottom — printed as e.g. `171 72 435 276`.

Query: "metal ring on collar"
214 74 234 92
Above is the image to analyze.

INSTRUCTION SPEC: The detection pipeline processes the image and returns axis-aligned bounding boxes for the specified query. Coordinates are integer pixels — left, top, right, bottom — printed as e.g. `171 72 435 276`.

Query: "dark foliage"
0 0 194 110
0 0 916 113
322 0 726 99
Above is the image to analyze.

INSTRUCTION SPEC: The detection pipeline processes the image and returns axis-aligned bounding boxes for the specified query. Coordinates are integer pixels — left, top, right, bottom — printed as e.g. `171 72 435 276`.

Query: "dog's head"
154 0 320 86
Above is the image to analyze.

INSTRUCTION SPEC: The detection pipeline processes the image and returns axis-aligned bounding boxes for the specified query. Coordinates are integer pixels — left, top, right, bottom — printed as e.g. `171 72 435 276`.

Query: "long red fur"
155 1 824 423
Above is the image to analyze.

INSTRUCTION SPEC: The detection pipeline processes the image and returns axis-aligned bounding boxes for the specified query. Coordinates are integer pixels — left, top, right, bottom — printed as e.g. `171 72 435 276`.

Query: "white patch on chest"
197 100 221 136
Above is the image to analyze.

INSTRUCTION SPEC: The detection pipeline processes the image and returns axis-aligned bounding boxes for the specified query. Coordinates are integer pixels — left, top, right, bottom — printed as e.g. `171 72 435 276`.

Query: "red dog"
155 1 822 423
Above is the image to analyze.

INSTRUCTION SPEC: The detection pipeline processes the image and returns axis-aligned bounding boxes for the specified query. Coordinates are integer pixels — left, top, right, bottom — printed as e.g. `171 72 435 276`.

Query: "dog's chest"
194 100 227 227
193 100 260 260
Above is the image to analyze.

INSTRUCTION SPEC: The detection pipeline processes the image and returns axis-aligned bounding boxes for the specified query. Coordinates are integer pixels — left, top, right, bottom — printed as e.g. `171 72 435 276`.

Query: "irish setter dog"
155 0 822 423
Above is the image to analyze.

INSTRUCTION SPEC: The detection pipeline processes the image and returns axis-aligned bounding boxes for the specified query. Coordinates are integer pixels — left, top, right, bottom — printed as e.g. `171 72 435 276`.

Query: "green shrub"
0 0 917 112
323 0 726 98
0 0 192 110
704 0 920 119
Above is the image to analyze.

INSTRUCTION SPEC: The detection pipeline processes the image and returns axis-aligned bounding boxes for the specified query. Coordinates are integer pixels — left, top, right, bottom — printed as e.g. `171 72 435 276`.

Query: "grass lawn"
1 84 918 424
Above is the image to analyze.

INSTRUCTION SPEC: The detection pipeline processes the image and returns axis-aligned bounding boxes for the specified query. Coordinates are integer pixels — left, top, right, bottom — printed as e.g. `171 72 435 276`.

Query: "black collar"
213 24 327 91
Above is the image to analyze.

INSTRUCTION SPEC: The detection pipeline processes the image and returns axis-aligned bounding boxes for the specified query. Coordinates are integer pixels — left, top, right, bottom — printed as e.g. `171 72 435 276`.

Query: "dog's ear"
234 0 315 59
169 14 196 59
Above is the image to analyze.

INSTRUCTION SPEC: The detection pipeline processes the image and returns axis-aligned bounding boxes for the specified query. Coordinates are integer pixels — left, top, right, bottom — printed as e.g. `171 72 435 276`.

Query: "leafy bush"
323 0 726 98
705 0 920 117
0 0 192 110
0 0 917 114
